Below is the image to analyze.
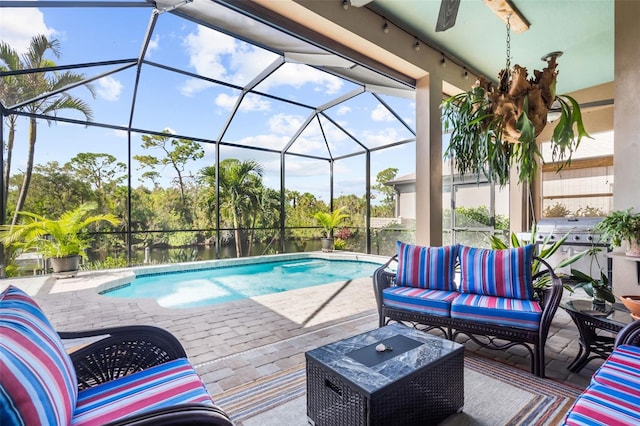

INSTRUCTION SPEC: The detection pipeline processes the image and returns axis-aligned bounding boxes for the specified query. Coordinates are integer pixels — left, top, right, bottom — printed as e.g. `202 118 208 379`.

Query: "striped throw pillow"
396 242 458 291
0 285 78 426
458 244 535 300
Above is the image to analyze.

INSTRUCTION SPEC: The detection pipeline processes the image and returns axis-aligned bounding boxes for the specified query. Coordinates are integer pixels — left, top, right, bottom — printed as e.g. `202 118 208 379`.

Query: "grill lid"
535 217 607 245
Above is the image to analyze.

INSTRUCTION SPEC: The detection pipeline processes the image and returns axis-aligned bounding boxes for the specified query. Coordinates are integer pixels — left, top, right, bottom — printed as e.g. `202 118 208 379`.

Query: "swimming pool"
101 257 381 308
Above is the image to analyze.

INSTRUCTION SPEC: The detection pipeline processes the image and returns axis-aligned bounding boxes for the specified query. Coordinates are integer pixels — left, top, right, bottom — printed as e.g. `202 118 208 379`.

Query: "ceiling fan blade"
436 0 461 32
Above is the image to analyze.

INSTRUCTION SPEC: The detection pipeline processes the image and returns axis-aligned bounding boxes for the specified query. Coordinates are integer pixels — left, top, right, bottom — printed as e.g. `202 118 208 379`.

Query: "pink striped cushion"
396 242 458 290
382 287 458 317
71 358 214 425
0 285 78 426
563 383 640 425
459 244 535 300
450 293 542 330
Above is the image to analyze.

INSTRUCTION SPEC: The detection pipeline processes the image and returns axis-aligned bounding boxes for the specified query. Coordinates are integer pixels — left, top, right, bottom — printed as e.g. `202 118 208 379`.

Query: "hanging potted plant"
0 202 120 277
596 208 640 257
441 17 590 186
313 207 349 252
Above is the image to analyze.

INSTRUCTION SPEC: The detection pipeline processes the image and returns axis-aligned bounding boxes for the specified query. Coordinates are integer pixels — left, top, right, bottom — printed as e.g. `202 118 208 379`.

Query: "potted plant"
313 207 349 252
441 49 589 186
570 267 616 305
596 208 640 257
0 202 120 276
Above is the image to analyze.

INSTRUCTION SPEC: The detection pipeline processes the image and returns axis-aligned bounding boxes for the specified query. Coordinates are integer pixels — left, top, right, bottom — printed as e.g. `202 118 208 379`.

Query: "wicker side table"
562 299 634 372
305 323 464 426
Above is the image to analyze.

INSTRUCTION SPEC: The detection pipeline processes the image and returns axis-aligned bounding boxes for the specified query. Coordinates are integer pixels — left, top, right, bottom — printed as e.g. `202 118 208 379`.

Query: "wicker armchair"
0 285 233 426
60 325 233 425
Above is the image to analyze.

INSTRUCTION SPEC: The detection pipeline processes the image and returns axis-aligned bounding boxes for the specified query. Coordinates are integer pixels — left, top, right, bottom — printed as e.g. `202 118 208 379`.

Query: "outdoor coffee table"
562 299 634 372
305 322 464 426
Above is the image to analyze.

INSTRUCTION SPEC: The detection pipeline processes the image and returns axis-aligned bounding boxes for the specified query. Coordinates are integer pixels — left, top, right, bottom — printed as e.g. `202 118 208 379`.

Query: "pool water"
101 258 380 308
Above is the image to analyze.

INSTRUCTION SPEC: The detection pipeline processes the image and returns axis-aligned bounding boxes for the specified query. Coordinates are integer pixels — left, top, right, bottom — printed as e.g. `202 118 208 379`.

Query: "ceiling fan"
436 0 529 33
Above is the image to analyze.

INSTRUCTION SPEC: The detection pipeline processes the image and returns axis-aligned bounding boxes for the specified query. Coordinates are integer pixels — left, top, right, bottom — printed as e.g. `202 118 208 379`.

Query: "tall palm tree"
0 35 95 226
201 159 264 257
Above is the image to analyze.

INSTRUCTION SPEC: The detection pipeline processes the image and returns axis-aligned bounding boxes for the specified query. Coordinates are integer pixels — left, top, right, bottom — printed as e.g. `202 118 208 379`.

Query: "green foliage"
596 208 640 249
570 266 615 304
442 86 589 186
372 167 398 217
488 223 587 290
0 202 120 259
543 202 572 218
82 255 129 270
313 207 349 236
333 238 348 250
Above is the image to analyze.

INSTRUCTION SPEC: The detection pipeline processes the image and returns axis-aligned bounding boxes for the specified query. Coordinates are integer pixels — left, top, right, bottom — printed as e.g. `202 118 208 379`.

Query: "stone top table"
306 322 464 425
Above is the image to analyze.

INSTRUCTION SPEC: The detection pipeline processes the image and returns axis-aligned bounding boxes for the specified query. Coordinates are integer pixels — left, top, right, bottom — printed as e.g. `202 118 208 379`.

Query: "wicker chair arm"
373 255 398 319
615 320 640 348
103 403 234 426
59 325 188 390
532 256 564 344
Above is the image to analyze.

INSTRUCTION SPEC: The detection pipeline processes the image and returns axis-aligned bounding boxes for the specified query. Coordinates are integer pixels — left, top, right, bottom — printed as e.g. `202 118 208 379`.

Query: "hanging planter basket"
441 24 591 186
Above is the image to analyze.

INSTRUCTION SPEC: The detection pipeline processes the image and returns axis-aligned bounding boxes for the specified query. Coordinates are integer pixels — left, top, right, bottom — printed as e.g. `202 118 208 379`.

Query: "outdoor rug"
213 352 583 426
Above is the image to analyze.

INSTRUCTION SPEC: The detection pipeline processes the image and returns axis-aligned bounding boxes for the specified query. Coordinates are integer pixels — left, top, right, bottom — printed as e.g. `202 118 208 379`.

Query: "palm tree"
201 159 264 257
0 35 95 226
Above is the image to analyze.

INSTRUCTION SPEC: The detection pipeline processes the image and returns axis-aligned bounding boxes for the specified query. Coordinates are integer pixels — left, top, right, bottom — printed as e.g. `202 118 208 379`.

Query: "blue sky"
1 2 417 202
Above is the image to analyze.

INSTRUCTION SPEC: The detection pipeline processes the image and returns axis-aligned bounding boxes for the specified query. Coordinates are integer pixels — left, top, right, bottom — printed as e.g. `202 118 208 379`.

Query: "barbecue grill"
535 217 608 246
534 216 610 279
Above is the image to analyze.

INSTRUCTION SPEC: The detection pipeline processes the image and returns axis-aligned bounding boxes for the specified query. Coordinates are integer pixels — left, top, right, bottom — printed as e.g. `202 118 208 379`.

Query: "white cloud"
268 113 306 135
181 26 278 89
371 104 394 122
264 63 343 95
214 93 271 112
336 106 351 116
232 134 289 152
0 8 56 53
180 25 343 97
363 128 400 148
146 34 160 57
96 76 123 102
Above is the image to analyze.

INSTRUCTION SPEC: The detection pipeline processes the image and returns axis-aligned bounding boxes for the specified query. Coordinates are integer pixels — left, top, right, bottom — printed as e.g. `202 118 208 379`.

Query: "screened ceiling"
1 0 417 170
0 0 421 258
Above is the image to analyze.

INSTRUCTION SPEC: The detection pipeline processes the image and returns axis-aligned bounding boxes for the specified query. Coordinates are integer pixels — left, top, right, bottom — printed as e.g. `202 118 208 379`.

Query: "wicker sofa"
563 319 640 425
0 285 233 426
373 242 563 378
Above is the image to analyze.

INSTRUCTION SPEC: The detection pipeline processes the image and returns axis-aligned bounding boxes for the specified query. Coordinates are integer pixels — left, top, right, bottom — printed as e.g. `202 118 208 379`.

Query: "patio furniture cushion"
396 242 458 290
459 244 535 300
382 287 459 317
590 344 640 390
0 285 78 426
563 382 640 425
450 293 542 330
71 357 214 425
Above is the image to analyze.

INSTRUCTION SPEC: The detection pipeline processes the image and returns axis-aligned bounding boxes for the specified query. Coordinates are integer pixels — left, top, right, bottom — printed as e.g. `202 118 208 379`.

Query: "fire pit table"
305 323 464 426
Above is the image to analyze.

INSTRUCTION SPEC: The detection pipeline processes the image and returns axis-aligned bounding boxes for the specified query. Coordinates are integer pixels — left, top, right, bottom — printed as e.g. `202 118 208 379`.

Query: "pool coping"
1 251 388 302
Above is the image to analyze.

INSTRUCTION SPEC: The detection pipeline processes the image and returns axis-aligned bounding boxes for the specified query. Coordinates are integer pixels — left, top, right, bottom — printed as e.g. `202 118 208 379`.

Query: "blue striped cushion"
382 287 458 317
563 383 640 425
591 345 640 391
0 285 78 426
396 242 458 290
459 244 534 300
72 358 214 425
450 293 542 330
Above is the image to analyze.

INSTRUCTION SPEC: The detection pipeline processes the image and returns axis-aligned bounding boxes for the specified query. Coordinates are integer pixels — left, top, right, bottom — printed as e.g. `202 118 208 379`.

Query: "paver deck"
1 259 611 397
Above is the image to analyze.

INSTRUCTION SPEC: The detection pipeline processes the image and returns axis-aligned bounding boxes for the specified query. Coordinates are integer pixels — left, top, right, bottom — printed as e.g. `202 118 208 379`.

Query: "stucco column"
416 74 443 246
612 0 640 296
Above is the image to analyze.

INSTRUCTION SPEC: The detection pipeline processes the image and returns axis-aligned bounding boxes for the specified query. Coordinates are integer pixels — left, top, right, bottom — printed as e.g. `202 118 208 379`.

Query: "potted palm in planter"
596 208 640 257
0 202 120 277
313 207 349 252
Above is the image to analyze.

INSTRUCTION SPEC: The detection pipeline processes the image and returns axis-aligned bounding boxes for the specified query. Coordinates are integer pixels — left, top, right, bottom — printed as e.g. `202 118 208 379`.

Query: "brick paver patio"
2 260 608 398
